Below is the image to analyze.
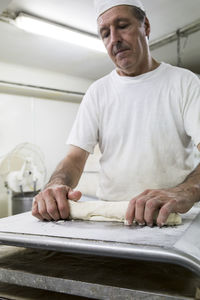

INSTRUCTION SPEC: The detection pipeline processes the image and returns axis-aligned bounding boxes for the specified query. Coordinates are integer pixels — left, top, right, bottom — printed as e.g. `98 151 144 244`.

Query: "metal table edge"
0 231 199 276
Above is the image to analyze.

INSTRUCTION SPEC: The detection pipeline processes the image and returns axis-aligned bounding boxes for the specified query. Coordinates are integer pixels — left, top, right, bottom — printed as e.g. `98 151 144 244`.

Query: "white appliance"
0 143 46 215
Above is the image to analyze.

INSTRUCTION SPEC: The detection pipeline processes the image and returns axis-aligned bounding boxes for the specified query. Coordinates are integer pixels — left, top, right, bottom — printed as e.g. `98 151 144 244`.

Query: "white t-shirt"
67 63 200 202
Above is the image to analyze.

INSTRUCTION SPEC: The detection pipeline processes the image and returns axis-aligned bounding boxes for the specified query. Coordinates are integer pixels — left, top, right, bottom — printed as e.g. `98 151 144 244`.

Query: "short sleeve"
66 87 99 154
183 73 200 147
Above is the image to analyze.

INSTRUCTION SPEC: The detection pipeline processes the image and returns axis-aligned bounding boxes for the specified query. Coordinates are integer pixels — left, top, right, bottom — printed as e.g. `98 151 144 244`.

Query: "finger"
125 190 151 225
54 187 70 219
32 198 43 221
144 198 162 227
57 189 82 219
37 198 52 221
68 190 82 201
44 195 60 221
42 188 62 220
135 196 147 225
157 200 177 227
125 199 136 225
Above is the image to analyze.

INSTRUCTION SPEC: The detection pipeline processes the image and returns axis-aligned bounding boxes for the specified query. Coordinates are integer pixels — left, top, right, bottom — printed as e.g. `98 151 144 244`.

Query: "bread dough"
68 200 182 226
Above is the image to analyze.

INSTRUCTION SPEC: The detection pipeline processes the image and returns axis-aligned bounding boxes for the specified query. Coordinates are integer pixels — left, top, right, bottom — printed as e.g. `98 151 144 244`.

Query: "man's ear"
197 143 200 152
144 17 150 39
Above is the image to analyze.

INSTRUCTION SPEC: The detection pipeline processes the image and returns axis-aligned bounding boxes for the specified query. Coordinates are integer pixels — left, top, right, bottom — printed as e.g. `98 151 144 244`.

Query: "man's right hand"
32 184 82 221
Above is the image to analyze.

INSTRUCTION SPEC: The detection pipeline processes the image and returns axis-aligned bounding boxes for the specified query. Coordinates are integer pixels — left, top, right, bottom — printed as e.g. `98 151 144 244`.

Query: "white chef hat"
94 0 145 20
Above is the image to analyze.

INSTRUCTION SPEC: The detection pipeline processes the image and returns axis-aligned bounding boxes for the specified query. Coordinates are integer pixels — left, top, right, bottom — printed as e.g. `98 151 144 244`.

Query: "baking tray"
0 197 199 276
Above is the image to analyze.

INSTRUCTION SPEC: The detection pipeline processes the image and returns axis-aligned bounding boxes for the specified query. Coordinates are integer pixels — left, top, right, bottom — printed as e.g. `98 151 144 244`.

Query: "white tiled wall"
0 93 80 174
0 62 99 218
0 93 80 217
0 92 101 217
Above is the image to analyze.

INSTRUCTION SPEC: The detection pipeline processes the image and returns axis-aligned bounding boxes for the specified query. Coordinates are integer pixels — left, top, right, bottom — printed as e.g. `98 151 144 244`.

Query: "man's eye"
119 24 128 29
102 32 110 39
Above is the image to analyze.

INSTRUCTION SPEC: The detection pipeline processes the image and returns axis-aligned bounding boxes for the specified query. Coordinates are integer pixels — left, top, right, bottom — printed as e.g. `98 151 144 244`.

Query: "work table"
0 200 200 299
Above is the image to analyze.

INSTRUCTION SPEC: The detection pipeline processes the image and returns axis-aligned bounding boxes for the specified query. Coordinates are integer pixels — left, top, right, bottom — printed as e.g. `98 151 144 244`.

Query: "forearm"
175 163 200 203
46 156 83 189
45 146 89 189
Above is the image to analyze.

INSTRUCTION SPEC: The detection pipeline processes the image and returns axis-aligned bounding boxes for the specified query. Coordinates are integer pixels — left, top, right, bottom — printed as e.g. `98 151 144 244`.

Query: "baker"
32 0 200 227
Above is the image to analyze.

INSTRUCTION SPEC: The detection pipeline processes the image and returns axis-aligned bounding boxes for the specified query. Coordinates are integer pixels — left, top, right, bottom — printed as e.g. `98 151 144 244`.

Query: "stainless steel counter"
0 201 199 299
0 202 199 274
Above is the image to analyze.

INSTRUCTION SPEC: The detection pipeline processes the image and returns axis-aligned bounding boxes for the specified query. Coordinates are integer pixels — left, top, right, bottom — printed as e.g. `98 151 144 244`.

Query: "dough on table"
68 200 182 226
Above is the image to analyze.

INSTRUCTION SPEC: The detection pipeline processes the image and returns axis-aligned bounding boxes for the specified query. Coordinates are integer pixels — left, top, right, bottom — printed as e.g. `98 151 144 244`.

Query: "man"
32 0 200 227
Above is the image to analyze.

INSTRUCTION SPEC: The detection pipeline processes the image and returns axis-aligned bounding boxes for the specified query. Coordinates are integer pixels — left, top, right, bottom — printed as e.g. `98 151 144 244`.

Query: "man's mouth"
115 49 128 56
115 48 129 56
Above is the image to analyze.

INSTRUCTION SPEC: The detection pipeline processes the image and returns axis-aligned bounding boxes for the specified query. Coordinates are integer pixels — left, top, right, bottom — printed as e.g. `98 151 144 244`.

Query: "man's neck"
117 59 160 77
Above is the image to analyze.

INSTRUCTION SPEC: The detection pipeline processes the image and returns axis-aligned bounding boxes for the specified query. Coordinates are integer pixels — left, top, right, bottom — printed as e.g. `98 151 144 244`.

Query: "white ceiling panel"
0 0 199 80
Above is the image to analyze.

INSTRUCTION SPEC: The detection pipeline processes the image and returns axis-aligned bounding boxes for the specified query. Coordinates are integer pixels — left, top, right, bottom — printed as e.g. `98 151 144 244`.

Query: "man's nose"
110 28 122 45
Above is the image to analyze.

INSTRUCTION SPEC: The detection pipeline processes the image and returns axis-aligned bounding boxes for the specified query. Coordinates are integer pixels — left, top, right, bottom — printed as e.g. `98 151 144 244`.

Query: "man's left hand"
125 186 197 227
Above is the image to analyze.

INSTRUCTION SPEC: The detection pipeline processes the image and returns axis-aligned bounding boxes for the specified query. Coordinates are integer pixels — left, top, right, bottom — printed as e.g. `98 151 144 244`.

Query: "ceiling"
0 0 200 81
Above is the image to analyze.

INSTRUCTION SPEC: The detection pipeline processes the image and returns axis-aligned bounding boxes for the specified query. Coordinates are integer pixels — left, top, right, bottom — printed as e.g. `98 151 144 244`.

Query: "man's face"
98 5 150 76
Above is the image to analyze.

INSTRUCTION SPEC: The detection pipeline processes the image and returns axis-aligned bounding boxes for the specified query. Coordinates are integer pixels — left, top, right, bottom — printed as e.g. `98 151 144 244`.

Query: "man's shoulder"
88 70 114 92
82 70 115 104
162 62 198 81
